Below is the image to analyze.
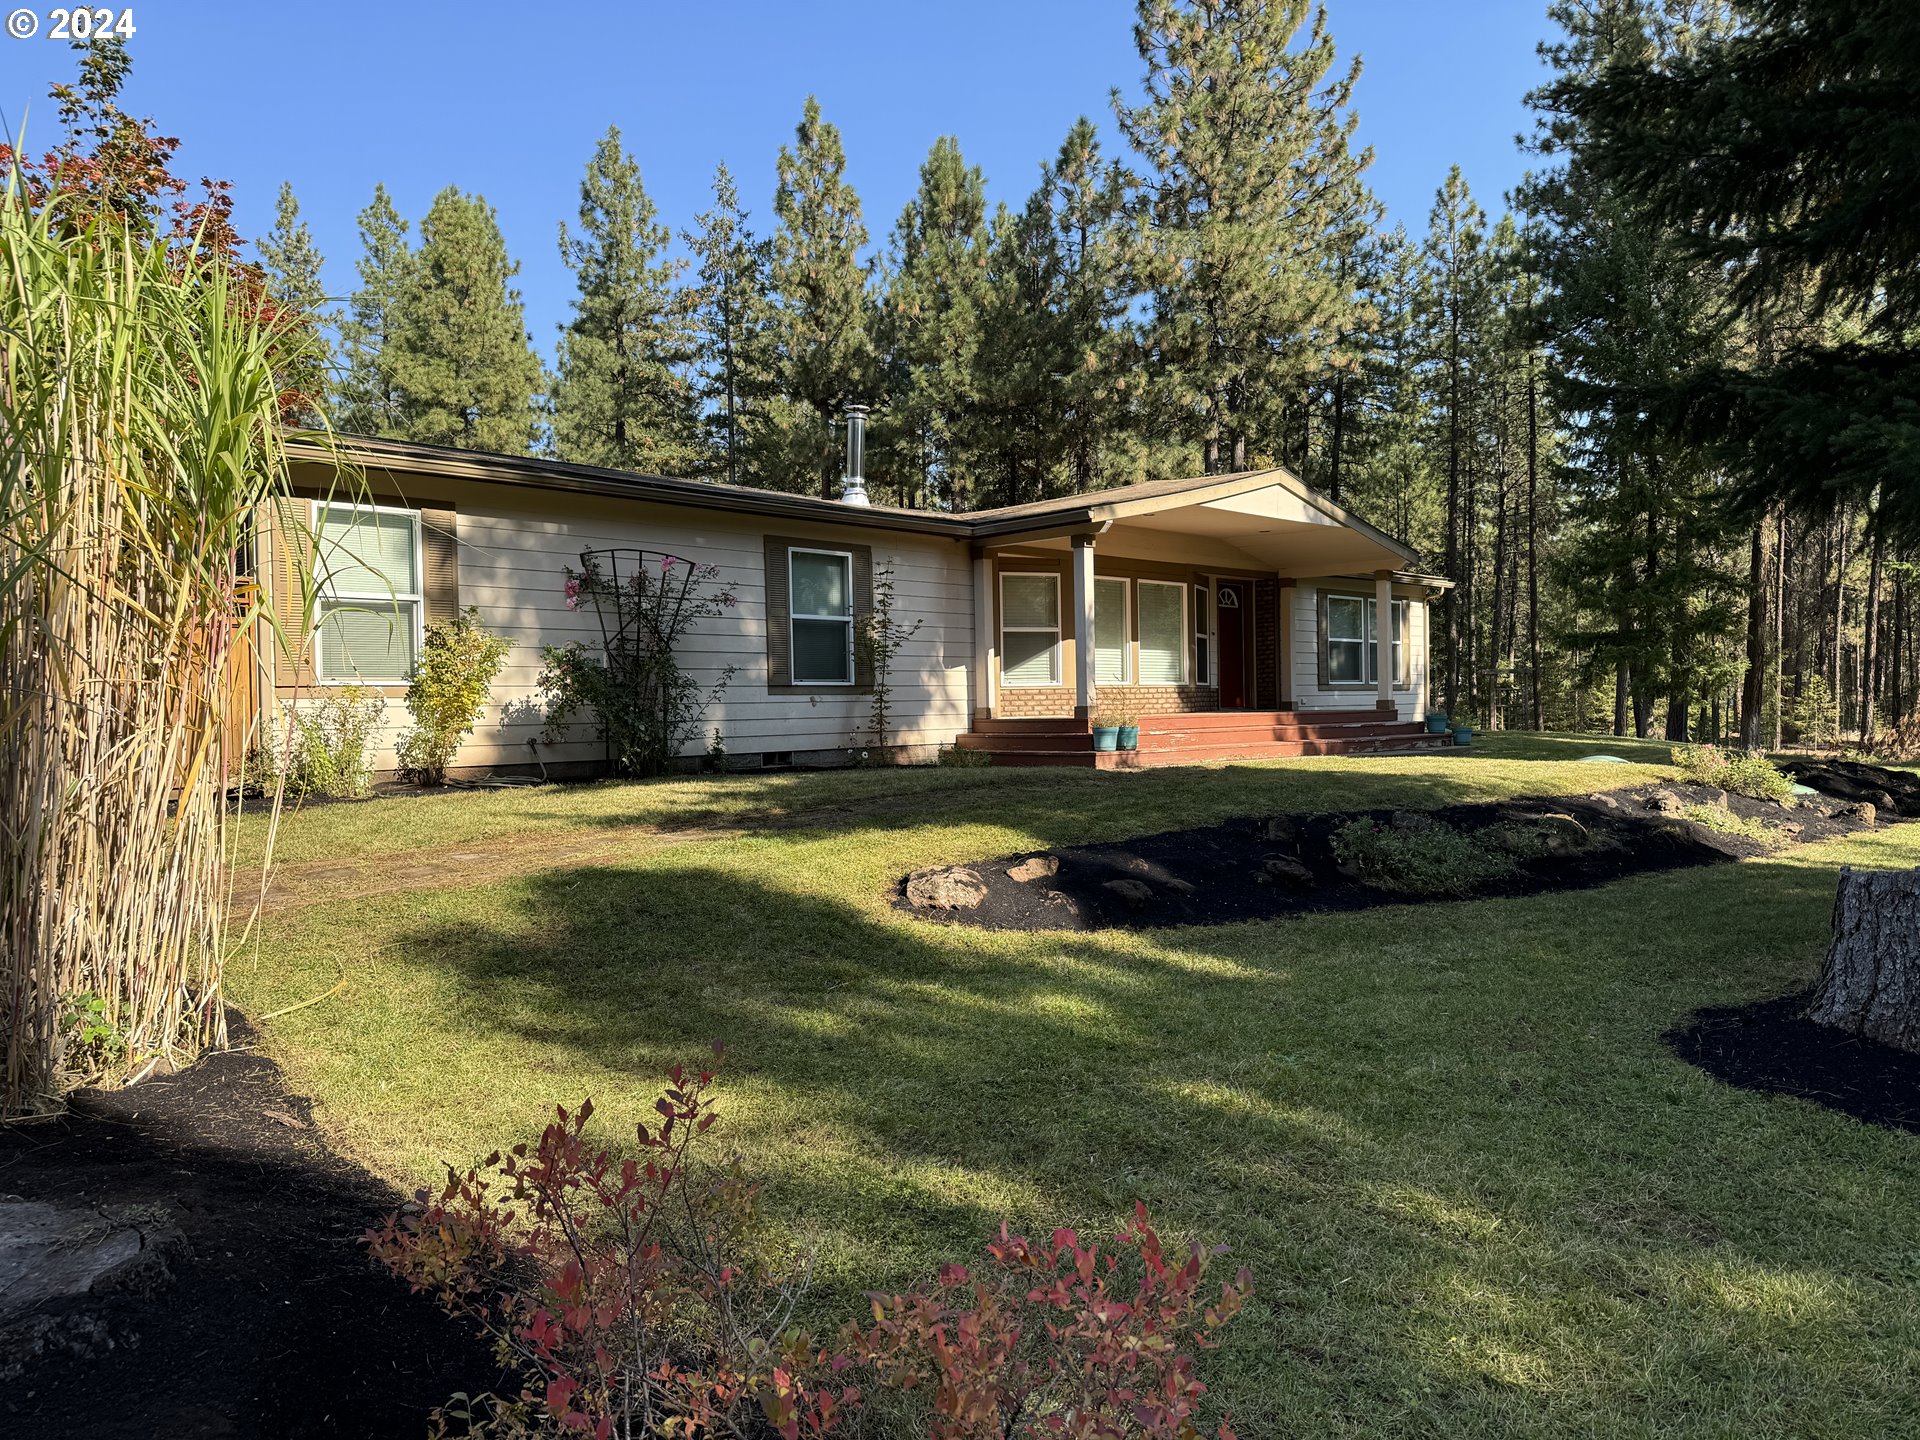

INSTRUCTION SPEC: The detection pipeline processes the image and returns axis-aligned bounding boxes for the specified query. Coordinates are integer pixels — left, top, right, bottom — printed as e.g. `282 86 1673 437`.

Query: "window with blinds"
1000 573 1060 687
789 548 854 684
313 503 422 682
1137 580 1185 685
1094 577 1129 684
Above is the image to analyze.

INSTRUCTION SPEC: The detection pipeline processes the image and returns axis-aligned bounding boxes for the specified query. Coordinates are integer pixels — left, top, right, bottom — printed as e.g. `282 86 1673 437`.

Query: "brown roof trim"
287 434 975 539
290 435 1422 564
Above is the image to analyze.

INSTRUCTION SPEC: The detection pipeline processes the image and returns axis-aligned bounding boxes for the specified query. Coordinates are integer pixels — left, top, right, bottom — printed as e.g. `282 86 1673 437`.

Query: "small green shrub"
1682 804 1783 846
1331 814 1516 896
286 686 386 799
1671 743 1795 804
397 607 511 785
936 743 992 768
1785 673 1839 748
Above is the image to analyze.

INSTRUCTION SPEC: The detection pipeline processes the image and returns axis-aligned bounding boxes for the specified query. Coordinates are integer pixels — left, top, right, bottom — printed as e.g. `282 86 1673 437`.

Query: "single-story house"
264 423 1451 775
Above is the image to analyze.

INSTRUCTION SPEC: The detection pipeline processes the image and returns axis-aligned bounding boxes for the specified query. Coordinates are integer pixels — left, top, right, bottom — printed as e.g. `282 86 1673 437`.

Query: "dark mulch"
0 1014 503 1439
1780 756 1920 817
899 782 1888 932
1668 992 1920 1134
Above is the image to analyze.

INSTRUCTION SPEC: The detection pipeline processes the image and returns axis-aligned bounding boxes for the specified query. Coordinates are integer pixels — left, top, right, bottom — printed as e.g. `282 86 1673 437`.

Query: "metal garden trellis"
559 547 737 776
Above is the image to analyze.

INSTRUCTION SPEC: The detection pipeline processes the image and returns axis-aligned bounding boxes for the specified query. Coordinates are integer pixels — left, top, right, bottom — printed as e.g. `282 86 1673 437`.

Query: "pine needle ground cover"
230 736 1920 1438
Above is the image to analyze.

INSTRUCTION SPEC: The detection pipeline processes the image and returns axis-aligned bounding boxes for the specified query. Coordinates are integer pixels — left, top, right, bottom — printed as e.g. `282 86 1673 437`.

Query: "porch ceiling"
988 480 1416 578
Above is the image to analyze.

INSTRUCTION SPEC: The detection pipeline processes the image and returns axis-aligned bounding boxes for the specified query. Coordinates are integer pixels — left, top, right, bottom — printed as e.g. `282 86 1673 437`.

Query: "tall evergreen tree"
1553 0 1920 545
386 187 543 454
1116 0 1371 473
256 181 329 425
770 97 873 499
551 127 702 475
335 184 413 437
685 164 778 486
876 137 991 509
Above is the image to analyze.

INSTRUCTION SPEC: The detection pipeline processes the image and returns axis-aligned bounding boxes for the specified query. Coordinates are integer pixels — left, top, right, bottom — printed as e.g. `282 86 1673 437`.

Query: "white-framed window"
1137 579 1185 686
1093 576 1130 684
1192 581 1215 686
1000 572 1061 687
789 548 855 685
1326 594 1409 686
312 501 422 683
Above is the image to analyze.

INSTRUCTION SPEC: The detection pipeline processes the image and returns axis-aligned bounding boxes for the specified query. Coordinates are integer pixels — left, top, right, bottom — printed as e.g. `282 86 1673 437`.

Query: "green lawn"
229 733 1920 1438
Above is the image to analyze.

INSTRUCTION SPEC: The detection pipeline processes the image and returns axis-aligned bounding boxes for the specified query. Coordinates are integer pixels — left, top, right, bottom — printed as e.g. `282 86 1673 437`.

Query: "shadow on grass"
366 833 1920 1433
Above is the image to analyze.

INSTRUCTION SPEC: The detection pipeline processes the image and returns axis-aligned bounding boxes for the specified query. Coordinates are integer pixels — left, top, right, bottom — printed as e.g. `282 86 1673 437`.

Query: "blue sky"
2 1 1554 347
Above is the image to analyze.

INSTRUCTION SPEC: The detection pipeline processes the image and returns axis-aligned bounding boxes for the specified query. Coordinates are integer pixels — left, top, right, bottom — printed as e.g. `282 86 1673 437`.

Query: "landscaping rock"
906 866 990 910
1262 855 1315 887
1263 816 1299 846
1101 878 1156 907
1586 792 1624 812
1693 786 1730 810
0 1198 187 1325
1006 855 1059 883
1839 801 1877 826
1645 788 1686 816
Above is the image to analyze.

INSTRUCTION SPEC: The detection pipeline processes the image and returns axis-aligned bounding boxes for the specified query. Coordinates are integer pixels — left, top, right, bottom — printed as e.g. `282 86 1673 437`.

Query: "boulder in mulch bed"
1006 856 1059 883
905 866 990 910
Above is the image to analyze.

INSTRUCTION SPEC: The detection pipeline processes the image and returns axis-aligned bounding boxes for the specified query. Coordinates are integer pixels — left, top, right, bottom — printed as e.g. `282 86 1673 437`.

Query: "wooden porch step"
955 730 1093 753
1138 722 1422 747
968 716 1088 736
1124 733 1453 765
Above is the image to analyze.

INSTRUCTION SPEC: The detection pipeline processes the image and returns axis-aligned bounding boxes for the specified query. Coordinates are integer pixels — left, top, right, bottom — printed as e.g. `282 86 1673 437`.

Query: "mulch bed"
1668 992 1920 1134
0 1014 502 1439
898 780 1888 932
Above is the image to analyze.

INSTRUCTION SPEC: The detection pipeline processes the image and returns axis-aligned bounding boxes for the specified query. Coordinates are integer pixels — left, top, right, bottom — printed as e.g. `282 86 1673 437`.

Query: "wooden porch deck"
954 708 1453 769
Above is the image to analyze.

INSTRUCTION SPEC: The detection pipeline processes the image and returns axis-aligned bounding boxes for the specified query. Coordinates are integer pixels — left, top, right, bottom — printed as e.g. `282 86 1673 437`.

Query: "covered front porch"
955 468 1452 766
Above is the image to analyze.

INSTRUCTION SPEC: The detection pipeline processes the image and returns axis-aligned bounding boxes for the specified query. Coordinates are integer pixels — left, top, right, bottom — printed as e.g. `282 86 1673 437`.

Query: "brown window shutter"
762 535 792 687
420 506 460 624
269 500 317 689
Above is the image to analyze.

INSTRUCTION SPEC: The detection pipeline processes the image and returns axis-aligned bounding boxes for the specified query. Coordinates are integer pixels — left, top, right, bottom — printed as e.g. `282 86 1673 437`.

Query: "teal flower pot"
1425 713 1450 735
1117 725 1140 750
1451 725 1473 747
1092 726 1120 752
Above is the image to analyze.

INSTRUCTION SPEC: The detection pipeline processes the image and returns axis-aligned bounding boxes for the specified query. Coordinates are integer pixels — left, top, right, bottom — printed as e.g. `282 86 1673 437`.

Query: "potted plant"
1451 713 1477 747
1091 701 1126 752
1424 710 1450 736
1108 704 1141 750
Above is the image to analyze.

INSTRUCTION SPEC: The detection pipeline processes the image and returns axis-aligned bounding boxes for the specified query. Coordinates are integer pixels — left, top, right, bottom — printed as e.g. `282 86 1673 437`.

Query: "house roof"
289 433 1436 579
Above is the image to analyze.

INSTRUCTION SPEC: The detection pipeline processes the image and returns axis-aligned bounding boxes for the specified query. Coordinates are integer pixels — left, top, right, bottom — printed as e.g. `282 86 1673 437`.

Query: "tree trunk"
1526 351 1543 731
1808 866 1920 1053
1741 515 1768 749
1862 518 1886 744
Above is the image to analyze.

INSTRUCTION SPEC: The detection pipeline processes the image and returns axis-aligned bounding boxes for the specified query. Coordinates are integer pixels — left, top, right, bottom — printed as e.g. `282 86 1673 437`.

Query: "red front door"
1216 581 1248 708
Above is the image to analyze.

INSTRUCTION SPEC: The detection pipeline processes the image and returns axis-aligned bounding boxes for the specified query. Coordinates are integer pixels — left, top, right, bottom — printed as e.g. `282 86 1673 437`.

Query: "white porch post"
1375 570 1395 713
1277 578 1295 710
972 549 996 721
1072 533 1097 722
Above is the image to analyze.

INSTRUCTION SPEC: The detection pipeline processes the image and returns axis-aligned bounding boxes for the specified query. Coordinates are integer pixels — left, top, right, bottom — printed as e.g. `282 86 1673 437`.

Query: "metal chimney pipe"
839 403 870 507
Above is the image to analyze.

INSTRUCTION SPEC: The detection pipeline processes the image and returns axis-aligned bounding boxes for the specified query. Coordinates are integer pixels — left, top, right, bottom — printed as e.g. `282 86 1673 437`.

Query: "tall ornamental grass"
0 183 317 1114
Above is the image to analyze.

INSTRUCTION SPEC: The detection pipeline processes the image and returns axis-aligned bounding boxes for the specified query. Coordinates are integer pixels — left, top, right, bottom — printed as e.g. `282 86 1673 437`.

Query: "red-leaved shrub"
366 1052 1251 1439
847 1207 1250 1440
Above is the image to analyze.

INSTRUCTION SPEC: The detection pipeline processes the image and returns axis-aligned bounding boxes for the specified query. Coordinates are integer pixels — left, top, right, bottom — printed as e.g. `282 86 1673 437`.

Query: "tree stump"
1807 866 1920 1053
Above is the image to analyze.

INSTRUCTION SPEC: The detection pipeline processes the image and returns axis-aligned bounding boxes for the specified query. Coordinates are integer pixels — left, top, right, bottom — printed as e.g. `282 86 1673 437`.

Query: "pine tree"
876 137 991 509
551 127 702 475
685 164 778 486
769 97 873 499
335 184 413 437
1553 0 1920 544
256 181 330 426
1116 0 1372 474
386 187 543 454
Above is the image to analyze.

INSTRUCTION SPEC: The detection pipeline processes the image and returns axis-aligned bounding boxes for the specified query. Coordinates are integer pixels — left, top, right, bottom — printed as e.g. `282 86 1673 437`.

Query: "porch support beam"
1374 569 1395 713
1072 532 1098 722
972 550 996 722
